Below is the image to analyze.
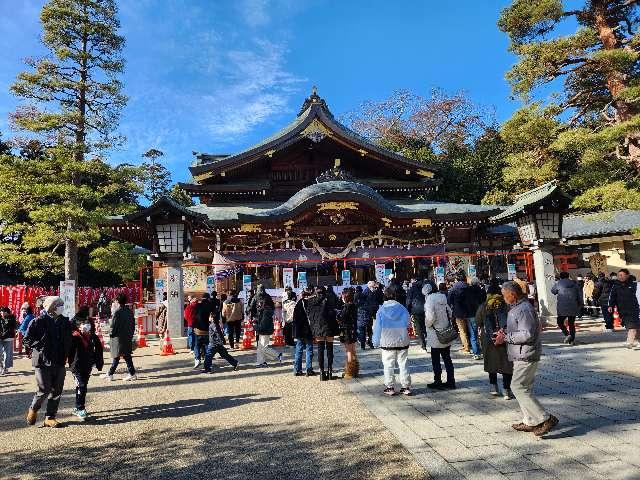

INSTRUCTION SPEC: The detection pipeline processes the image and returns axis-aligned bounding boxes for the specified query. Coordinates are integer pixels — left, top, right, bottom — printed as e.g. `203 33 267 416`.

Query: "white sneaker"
473 354 483 361
489 384 500 396
123 374 137 381
101 373 114 381
194 359 201 368
503 388 514 400
0 367 6 376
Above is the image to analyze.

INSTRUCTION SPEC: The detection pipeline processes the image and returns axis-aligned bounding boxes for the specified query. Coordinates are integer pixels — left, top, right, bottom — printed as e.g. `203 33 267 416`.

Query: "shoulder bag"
433 306 458 345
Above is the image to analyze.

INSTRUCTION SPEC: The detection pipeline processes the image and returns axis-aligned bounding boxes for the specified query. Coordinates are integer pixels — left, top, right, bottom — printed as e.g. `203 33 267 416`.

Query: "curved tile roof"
562 210 640 239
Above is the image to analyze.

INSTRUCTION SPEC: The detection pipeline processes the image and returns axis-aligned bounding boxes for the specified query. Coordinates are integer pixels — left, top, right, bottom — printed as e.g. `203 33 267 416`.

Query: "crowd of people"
3 266 639 438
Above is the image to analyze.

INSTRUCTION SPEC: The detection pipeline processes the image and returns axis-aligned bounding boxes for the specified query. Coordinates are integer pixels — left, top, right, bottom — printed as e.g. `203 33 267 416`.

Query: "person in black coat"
361 281 382 349
594 272 617 330
292 290 315 376
0 306 17 375
23 296 73 428
307 286 338 380
254 289 282 367
104 293 137 381
406 279 427 350
337 288 359 378
69 306 103 420
608 268 640 347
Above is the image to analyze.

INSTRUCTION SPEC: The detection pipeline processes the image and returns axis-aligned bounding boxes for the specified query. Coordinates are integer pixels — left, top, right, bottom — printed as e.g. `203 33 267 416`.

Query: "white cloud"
238 0 270 27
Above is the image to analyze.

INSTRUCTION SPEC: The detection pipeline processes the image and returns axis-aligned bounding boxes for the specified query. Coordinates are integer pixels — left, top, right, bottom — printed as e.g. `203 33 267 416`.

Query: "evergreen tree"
169 183 194 207
10 0 127 280
140 148 171 203
0 144 141 280
497 0 640 209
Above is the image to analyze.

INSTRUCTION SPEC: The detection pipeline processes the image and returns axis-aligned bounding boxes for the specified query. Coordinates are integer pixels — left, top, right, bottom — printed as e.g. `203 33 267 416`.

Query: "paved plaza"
1 327 639 480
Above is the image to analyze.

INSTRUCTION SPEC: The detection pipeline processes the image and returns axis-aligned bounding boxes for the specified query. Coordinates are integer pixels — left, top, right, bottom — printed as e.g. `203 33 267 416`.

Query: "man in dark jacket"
406 279 427 350
551 272 583 344
447 272 472 354
23 296 73 428
465 277 486 359
203 313 238 374
362 281 382 349
608 268 640 347
104 293 137 381
0 306 17 375
594 272 617 331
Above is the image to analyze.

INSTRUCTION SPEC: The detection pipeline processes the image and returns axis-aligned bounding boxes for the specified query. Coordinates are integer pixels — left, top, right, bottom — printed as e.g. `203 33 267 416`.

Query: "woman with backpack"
425 283 457 390
337 287 359 379
476 280 513 399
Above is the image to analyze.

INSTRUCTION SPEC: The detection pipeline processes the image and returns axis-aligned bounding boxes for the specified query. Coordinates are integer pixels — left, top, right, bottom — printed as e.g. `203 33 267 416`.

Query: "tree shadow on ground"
0 420 421 480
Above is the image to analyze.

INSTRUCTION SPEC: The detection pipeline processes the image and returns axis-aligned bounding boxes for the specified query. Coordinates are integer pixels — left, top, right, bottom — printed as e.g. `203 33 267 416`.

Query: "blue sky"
0 0 517 183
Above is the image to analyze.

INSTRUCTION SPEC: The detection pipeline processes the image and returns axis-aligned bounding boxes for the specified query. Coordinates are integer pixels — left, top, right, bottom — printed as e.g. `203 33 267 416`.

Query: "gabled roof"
123 196 208 225
562 210 640 239
490 181 570 223
189 89 438 181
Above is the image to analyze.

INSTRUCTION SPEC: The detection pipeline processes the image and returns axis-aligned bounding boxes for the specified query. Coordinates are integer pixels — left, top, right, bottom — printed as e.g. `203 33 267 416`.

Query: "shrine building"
105 88 581 343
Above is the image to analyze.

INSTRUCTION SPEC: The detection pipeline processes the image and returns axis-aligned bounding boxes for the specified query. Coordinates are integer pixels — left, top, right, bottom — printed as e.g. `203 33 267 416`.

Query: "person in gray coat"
496 282 558 437
102 293 137 381
551 272 583 345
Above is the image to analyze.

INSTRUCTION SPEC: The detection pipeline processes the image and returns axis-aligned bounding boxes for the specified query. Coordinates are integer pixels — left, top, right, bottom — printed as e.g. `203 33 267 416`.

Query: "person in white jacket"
425 282 456 390
372 285 412 396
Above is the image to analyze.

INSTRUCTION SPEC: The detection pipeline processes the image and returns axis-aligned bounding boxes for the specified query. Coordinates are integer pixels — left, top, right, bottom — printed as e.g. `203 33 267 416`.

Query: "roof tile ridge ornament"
515 179 558 200
315 166 357 183
298 85 333 118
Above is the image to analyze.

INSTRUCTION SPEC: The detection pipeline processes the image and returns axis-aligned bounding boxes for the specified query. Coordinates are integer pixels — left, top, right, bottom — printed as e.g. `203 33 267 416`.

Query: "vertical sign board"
341 270 351 287
375 264 386 285
507 263 517 280
283 268 294 289
59 280 76 319
242 274 252 292
435 266 446 286
154 278 166 307
206 276 216 295
468 264 477 280
297 271 307 289
384 269 393 286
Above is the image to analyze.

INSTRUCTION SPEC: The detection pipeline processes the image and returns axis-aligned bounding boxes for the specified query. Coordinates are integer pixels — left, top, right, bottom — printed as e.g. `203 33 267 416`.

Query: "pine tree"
498 0 640 208
10 0 127 280
141 148 171 203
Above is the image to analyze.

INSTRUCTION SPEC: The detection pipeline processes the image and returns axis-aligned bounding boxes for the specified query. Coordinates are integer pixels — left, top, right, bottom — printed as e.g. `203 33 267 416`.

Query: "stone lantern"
491 181 570 320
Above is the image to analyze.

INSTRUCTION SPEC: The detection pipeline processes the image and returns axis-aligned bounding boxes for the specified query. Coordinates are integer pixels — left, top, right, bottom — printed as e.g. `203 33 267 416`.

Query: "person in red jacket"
184 297 198 352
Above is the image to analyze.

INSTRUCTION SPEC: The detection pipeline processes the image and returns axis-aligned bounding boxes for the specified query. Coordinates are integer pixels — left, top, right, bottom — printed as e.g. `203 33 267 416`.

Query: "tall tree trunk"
593 0 640 168
64 230 78 282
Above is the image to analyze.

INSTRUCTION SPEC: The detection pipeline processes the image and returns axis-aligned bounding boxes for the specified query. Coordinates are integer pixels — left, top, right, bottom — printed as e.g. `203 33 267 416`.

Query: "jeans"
0 338 14 370
601 302 613 329
381 348 411 389
108 354 136 376
489 372 512 390
431 346 454 383
30 365 66 418
511 360 549 426
186 327 195 350
73 371 91 409
294 338 314 373
193 334 209 361
204 343 238 372
466 317 481 355
227 321 242 349
557 315 576 341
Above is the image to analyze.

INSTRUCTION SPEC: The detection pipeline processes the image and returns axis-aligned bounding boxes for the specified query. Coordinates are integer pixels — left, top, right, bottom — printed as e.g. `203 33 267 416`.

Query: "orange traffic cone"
160 330 175 356
613 307 621 328
241 319 255 350
271 319 285 347
137 318 148 348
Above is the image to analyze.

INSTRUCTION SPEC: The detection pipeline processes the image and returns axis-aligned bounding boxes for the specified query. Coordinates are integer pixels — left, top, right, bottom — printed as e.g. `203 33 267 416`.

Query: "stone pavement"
347 328 640 480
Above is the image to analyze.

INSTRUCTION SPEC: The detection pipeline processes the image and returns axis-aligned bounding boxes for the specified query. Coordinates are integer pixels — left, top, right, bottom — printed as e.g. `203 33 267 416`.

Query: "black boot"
326 341 334 379
318 341 326 381
442 378 456 390
427 374 444 390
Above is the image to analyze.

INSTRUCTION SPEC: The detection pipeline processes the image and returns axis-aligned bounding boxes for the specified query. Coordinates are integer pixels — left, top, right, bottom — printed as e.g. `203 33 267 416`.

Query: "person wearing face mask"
68 305 104 420
23 296 73 428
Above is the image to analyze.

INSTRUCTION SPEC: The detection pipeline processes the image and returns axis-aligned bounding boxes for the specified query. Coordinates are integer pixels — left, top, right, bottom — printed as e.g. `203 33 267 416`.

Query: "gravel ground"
0 343 426 480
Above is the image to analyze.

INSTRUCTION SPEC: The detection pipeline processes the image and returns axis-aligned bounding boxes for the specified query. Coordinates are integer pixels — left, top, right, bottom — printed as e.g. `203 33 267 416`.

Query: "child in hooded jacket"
69 310 104 420
372 285 412 396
